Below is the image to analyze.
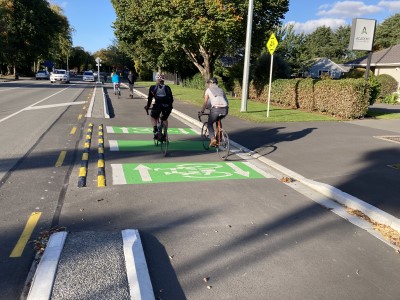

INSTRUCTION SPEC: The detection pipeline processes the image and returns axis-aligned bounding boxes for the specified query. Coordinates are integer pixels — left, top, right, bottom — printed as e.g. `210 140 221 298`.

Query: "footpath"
25 82 400 299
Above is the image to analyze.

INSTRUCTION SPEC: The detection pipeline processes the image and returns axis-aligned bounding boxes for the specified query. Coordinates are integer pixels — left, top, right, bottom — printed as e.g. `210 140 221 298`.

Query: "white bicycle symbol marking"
154 163 233 178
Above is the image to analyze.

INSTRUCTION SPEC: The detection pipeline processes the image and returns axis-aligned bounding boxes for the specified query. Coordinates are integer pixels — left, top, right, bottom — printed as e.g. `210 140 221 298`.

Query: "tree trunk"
182 45 214 84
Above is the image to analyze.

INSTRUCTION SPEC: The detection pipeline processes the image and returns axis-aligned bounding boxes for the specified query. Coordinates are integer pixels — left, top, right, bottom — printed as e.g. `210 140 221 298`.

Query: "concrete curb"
27 232 68 300
122 230 155 300
26 230 154 300
85 86 96 118
102 85 110 119
171 109 400 233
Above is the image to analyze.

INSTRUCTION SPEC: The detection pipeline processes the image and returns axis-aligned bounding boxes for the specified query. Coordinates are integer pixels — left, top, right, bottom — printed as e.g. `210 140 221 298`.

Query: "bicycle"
114 83 121 99
198 112 230 160
145 106 169 156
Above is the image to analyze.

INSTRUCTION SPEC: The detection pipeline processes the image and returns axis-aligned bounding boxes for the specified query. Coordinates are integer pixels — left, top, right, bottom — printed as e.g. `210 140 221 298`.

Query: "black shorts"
150 103 173 121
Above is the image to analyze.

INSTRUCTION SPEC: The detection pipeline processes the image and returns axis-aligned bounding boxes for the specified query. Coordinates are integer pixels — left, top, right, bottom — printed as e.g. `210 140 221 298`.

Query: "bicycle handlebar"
197 111 209 121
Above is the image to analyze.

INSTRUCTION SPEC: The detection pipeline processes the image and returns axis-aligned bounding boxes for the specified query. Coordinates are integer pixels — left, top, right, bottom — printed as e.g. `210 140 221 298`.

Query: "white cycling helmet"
155 72 165 80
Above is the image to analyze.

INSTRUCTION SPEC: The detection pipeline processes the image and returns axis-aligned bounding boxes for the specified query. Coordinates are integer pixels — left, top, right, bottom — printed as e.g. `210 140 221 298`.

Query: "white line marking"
85 86 96 117
109 140 119 151
242 161 274 178
27 232 68 300
0 86 72 124
24 101 86 110
111 164 127 185
121 229 155 300
106 126 114 133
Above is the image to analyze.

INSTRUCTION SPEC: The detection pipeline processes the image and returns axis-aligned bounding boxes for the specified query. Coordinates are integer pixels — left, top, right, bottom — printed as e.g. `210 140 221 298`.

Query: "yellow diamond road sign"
267 33 278 55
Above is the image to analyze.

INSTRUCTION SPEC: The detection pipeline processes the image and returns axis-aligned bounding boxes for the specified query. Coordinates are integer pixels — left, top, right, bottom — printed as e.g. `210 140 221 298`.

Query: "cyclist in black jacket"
145 73 174 135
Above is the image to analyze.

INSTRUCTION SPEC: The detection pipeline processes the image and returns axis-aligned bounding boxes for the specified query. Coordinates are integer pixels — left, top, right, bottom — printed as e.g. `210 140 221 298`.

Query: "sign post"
348 18 376 81
95 57 102 83
266 33 278 117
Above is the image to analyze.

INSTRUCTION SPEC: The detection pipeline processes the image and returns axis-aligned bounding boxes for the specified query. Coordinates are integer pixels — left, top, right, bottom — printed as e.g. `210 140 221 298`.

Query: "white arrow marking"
226 163 250 177
121 127 129 133
135 164 152 182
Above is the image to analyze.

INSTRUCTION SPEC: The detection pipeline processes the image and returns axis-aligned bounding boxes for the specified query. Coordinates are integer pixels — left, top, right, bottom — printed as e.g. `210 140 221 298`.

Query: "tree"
0 0 72 74
375 13 400 49
112 0 289 81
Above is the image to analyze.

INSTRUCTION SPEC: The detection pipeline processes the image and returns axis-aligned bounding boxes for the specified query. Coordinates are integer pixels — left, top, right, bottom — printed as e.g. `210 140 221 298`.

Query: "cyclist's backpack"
152 85 173 105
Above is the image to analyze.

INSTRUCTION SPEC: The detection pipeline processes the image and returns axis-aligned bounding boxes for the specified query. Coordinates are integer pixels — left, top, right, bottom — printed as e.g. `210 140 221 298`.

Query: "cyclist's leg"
150 107 161 134
207 109 219 141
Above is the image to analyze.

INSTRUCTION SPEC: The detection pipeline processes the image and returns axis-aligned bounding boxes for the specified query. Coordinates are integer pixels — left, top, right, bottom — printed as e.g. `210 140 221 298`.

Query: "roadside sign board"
111 162 273 185
267 33 278 55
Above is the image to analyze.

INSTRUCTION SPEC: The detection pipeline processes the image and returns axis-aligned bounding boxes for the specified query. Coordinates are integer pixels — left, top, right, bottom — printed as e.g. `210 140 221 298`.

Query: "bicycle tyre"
217 129 230 160
201 122 210 150
160 127 168 156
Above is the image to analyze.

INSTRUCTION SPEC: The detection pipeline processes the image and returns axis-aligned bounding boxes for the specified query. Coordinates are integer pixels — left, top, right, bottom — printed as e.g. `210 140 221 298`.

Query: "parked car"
35 70 49 80
83 71 95 82
50 69 70 83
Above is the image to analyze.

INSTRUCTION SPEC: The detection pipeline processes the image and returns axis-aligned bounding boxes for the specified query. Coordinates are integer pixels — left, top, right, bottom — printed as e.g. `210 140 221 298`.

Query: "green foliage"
380 92 399 105
346 68 370 79
0 0 72 72
375 14 400 49
367 75 381 105
376 74 398 100
234 78 371 119
112 0 289 81
182 73 206 90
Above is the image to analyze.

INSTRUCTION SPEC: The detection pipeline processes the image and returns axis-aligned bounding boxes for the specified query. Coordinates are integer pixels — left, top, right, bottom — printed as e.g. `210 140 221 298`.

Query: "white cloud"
378 0 400 11
317 1 383 18
287 18 348 34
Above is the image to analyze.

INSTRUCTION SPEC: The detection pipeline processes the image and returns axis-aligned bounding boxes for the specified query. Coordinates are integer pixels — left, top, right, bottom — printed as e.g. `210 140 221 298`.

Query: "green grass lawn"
137 81 400 122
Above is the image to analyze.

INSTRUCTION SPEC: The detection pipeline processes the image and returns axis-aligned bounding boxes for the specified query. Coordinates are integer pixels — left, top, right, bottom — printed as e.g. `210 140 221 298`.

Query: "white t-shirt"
205 85 228 108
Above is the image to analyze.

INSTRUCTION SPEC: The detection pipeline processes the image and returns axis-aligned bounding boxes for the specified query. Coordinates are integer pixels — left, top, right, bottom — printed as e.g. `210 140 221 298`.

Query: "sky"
49 0 400 53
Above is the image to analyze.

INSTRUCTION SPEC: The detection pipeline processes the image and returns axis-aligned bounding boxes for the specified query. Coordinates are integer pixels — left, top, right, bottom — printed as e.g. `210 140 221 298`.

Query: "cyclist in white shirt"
200 77 229 146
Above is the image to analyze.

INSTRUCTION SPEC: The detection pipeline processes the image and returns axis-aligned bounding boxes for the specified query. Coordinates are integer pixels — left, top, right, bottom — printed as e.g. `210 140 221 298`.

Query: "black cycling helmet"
207 77 218 84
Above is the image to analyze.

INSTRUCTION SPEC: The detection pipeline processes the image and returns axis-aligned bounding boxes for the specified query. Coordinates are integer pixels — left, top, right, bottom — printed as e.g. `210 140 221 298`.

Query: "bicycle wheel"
217 129 230 160
201 122 210 150
160 128 168 156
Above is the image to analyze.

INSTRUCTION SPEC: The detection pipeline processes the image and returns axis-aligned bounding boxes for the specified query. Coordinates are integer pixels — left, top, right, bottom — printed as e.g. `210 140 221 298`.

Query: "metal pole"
267 54 274 117
240 0 254 112
365 51 373 81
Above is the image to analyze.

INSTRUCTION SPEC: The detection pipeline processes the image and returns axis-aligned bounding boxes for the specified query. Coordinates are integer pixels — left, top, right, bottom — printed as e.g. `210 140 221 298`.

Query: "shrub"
182 73 206 90
376 74 398 100
368 75 381 105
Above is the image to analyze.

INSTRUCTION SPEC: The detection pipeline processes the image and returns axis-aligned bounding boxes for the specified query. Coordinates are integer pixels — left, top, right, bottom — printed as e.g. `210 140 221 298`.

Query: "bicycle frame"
198 112 230 160
145 106 169 156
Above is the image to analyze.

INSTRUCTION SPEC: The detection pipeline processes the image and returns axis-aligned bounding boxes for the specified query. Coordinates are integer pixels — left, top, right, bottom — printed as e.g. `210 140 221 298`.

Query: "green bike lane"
52 86 400 300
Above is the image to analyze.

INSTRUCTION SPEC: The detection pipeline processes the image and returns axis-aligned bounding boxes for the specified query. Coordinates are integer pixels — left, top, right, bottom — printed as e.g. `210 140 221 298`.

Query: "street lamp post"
240 0 254 112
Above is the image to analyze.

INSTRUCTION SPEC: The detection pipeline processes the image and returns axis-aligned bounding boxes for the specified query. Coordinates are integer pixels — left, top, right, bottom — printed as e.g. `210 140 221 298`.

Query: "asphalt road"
1 79 400 299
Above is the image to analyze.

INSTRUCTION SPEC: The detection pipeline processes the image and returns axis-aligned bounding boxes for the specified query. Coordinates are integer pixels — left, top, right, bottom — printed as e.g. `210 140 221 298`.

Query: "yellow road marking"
79 167 87 177
55 150 67 167
70 126 77 135
78 114 83 120
10 212 42 257
98 175 106 187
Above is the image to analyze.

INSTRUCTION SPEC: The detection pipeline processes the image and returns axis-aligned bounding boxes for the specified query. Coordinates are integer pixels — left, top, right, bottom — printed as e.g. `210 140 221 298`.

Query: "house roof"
310 57 351 72
345 44 400 67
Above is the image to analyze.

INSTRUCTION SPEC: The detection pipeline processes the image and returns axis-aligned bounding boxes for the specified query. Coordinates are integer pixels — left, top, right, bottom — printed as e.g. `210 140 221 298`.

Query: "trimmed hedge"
233 78 371 119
